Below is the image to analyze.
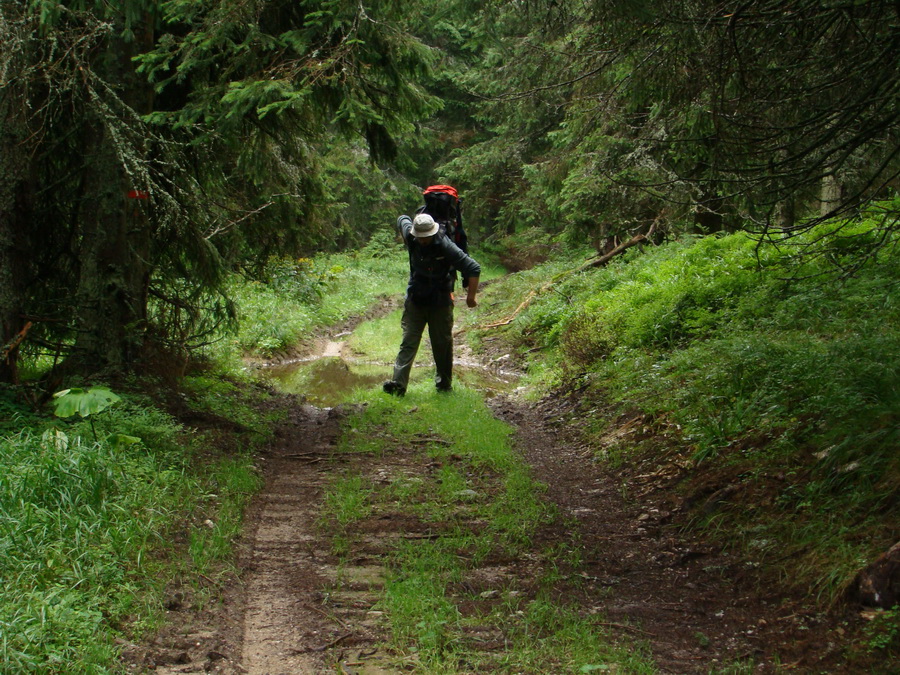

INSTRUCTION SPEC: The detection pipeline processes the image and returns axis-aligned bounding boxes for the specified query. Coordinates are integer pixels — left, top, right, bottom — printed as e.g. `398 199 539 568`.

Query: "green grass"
188 456 261 577
346 309 403 363
492 595 655 674
223 234 507 368
0 417 183 671
316 380 658 673
0 387 262 673
462 216 900 607
318 472 375 559
222 242 408 364
322 473 374 528
862 607 900 654
0 386 42 435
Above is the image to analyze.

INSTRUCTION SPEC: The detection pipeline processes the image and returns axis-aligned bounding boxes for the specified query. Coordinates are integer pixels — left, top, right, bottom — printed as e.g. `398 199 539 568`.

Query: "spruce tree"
0 0 437 380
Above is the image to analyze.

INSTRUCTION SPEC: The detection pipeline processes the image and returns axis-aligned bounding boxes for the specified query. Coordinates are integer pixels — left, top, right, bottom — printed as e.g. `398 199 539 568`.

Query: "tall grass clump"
0 413 186 670
0 394 258 673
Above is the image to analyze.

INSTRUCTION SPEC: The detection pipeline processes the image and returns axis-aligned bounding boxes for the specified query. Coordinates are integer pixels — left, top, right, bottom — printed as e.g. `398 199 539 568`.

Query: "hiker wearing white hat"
382 213 481 396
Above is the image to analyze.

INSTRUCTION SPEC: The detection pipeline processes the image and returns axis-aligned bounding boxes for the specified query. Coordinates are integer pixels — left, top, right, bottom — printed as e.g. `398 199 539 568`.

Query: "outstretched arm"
397 215 412 237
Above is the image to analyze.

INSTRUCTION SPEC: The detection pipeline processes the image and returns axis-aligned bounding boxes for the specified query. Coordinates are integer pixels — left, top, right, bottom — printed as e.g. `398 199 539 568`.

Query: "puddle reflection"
265 356 520 407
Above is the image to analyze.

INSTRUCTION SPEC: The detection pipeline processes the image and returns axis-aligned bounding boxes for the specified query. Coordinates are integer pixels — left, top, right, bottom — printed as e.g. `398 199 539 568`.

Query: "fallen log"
579 222 656 271
475 289 540 331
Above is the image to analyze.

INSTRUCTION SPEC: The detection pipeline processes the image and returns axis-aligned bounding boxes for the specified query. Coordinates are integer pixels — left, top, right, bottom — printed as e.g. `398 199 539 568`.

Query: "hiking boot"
436 384 453 393
382 381 406 397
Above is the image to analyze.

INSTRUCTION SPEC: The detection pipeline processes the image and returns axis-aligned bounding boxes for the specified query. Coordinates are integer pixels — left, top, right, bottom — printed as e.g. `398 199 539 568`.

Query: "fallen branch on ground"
579 223 656 271
462 223 655 334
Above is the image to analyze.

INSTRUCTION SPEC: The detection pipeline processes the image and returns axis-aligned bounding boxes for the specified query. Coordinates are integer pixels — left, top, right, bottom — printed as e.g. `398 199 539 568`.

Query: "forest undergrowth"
2 212 899 670
455 216 900 661
0 375 273 672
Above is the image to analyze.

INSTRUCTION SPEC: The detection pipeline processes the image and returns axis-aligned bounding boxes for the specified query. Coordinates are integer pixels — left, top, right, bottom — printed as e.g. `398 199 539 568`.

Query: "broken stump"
847 540 900 608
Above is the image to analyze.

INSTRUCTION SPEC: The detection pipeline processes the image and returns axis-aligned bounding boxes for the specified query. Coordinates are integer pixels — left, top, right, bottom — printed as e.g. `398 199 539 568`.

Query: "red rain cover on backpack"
424 185 458 200
422 185 467 253
421 184 471 287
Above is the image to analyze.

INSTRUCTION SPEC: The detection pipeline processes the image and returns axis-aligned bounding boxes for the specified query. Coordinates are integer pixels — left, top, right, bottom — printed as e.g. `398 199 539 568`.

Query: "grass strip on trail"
318 382 657 673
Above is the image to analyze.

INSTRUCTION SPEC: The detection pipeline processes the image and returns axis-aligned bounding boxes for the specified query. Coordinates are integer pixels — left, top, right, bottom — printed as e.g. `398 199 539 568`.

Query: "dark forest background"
3 0 899 380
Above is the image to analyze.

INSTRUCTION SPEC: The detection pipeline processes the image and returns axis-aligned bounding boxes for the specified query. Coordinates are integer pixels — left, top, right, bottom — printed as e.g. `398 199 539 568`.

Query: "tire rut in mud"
489 394 855 674
139 389 852 674
142 402 394 674
237 403 393 674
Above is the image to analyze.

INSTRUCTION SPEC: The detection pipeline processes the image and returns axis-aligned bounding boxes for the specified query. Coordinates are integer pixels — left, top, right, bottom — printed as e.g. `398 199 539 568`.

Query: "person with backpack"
382 209 481 397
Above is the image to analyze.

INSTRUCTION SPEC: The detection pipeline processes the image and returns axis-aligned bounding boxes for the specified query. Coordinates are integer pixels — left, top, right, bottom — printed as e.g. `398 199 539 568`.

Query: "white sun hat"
412 213 439 237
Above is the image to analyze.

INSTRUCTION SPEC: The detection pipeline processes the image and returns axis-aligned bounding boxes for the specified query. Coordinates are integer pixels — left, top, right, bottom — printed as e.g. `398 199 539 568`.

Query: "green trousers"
390 298 454 391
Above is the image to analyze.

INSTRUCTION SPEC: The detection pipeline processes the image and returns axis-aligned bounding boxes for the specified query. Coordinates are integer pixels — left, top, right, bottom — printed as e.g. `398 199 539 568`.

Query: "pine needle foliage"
435 0 900 259
2 0 440 378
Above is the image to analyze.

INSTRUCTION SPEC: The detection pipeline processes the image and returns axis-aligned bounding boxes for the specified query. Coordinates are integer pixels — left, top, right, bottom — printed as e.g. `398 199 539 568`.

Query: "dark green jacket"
397 215 481 306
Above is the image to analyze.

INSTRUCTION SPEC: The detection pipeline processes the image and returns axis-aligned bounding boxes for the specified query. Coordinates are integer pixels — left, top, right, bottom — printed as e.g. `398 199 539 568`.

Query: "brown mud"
125 328 878 674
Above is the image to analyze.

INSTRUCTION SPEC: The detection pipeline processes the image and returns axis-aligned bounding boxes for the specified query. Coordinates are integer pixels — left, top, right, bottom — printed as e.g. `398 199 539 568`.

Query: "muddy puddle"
262 342 520 406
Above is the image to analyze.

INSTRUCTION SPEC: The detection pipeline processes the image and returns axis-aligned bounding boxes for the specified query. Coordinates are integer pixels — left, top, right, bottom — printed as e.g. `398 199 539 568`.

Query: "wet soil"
487 396 864 673
127 335 876 674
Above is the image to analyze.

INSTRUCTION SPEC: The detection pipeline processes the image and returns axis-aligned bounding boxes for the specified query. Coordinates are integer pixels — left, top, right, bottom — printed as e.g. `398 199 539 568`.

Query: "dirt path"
140 402 393 674
488 396 851 673
127 306 863 673
131 385 859 674
239 404 346 674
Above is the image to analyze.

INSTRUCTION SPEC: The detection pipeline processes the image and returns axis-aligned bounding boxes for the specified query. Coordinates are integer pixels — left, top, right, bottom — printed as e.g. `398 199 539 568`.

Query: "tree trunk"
693 203 724 234
0 95 29 383
74 119 149 369
72 18 154 372
693 186 726 234
819 173 844 217
774 196 795 230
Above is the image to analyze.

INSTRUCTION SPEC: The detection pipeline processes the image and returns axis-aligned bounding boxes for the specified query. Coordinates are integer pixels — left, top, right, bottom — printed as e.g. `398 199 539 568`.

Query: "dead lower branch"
2 321 33 362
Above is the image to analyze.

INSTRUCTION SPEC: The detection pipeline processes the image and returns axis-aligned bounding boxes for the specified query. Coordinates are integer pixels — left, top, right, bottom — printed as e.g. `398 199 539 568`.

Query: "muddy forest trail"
140 314 856 675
